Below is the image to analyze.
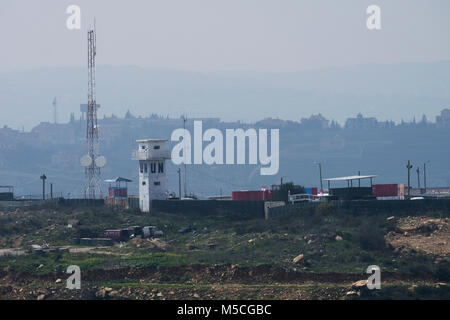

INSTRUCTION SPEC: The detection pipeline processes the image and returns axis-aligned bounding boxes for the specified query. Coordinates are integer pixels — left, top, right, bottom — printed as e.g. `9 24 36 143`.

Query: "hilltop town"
0 108 449 198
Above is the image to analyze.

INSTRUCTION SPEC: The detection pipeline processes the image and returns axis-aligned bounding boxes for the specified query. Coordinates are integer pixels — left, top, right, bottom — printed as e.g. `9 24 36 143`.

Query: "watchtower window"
154 181 161 186
142 181 146 186
154 145 160 150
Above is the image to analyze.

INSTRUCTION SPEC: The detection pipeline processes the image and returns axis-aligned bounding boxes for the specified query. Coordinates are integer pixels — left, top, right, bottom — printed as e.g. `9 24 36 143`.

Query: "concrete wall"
57 198 104 207
264 201 285 220
0 193 14 201
267 199 450 219
151 199 265 218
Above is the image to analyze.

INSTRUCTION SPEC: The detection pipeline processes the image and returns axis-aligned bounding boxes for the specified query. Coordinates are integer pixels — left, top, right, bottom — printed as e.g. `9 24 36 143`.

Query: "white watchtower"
132 139 170 212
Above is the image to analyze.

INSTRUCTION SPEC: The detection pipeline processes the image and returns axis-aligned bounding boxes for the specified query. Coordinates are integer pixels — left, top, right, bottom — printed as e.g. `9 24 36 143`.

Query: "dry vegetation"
0 203 449 300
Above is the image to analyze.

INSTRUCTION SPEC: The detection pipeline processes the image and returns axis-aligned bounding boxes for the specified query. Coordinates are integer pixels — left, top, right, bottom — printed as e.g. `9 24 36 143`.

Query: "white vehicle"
288 193 319 203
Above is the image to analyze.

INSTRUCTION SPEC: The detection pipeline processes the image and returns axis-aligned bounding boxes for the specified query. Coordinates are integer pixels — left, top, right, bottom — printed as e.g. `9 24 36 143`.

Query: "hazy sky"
1 1 450 130
1 0 450 72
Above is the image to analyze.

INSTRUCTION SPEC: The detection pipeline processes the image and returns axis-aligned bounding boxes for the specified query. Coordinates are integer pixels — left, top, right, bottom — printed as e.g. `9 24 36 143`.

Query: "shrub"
315 202 335 216
271 182 305 202
434 261 450 281
357 222 385 251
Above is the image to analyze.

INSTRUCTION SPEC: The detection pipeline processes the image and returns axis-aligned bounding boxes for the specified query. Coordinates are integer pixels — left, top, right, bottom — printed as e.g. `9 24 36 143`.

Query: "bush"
359 251 376 263
271 182 305 202
406 260 433 276
315 203 335 216
357 222 385 251
434 261 450 281
74 226 103 238
234 220 269 235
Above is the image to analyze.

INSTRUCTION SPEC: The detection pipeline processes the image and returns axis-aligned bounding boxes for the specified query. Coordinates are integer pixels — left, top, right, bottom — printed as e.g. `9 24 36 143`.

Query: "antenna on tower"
81 22 105 199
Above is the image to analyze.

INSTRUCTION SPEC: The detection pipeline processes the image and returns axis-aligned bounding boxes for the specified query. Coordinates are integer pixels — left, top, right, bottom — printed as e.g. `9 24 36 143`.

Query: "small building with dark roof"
324 175 377 200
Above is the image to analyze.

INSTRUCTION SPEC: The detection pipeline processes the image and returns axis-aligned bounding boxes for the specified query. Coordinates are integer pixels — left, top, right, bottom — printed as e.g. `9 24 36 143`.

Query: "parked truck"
103 229 133 242
103 226 163 242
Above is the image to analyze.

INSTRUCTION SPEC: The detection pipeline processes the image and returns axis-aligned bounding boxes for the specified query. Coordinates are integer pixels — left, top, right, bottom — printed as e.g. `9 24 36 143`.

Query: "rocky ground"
0 205 449 300
385 217 450 258
0 264 447 300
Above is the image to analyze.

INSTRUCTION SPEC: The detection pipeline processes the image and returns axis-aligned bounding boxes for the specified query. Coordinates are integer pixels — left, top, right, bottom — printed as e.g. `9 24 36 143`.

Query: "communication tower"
81 23 106 199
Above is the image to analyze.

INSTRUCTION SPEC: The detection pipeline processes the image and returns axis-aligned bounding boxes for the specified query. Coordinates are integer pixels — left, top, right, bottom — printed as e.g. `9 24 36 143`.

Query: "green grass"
0 203 449 279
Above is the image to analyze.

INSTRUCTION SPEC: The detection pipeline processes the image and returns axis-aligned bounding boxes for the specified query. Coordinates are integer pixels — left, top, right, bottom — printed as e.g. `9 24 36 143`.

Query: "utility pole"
358 170 361 187
315 162 323 192
406 160 413 199
50 183 53 199
40 174 47 200
183 115 187 197
423 161 429 193
177 168 182 200
280 176 288 190
416 167 421 191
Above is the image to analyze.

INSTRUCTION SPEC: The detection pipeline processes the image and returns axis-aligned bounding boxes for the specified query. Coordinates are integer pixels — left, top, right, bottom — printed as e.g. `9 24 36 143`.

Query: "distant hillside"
0 113 449 197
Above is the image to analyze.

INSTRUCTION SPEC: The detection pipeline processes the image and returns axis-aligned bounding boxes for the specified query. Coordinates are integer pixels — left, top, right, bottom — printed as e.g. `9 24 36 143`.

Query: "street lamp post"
40 174 47 200
280 176 287 188
315 162 323 192
423 161 429 193
406 161 413 199
416 167 421 191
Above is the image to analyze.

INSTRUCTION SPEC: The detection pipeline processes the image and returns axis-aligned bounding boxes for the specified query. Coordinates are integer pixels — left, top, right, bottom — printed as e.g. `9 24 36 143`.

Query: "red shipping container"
104 230 121 241
372 184 398 197
232 190 272 201
108 187 128 198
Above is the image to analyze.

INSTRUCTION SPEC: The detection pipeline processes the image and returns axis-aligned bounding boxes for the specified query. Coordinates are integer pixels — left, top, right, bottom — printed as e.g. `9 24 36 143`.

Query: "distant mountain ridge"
1 61 449 130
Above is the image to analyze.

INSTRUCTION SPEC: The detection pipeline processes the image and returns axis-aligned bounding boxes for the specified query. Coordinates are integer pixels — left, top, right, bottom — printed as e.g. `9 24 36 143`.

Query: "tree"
271 182 305 202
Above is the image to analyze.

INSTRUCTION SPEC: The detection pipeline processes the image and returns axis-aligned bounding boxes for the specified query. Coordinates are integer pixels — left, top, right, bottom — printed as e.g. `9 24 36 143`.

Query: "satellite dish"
95 156 107 168
80 155 92 167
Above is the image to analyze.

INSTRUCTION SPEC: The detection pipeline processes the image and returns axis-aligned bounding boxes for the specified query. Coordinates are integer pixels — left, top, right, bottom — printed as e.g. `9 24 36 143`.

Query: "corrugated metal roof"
105 177 132 183
323 175 377 182
137 139 167 142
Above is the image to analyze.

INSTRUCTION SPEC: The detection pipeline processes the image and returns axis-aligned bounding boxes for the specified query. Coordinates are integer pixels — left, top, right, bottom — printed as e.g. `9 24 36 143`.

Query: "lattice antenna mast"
85 23 102 199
